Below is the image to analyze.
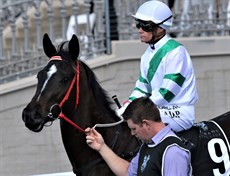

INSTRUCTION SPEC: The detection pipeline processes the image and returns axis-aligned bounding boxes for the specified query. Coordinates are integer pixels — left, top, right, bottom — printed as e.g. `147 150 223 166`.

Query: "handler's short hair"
122 97 161 124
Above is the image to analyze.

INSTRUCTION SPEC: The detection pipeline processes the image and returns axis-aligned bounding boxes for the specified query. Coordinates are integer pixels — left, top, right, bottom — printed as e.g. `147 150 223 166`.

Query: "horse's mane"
80 61 115 115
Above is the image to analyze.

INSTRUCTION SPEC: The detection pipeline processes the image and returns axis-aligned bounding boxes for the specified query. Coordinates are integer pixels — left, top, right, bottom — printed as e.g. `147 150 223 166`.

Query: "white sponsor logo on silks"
141 155 150 173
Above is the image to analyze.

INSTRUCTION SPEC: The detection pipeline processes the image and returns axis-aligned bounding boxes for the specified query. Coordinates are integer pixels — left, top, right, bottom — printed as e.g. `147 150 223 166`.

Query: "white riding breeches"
158 105 195 132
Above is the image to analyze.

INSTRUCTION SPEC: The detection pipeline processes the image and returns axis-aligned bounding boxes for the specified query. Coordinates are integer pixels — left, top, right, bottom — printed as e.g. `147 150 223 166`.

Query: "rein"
49 56 85 133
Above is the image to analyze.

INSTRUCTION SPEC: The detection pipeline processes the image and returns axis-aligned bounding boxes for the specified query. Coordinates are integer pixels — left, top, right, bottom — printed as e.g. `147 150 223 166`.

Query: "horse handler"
86 97 192 176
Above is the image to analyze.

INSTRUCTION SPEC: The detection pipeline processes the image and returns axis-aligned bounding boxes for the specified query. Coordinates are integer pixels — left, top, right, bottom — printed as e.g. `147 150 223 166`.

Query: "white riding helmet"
132 0 173 30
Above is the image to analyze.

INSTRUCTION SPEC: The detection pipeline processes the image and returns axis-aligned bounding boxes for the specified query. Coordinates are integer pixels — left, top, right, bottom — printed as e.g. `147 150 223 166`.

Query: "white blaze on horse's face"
36 64 57 102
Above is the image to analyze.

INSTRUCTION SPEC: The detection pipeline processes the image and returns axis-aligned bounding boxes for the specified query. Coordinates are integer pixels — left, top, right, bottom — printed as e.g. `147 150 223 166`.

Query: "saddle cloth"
192 120 230 176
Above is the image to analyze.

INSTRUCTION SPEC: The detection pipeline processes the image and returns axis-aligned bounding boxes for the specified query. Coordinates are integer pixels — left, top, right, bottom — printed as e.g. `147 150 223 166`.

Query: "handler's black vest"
137 136 190 176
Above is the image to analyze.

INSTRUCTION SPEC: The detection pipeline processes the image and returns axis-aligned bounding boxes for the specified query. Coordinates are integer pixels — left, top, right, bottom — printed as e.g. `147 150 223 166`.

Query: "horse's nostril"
22 107 34 122
22 109 29 123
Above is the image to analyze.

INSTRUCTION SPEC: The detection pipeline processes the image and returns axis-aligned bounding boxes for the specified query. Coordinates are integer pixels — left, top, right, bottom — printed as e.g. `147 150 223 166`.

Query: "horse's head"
22 34 142 175
22 33 80 132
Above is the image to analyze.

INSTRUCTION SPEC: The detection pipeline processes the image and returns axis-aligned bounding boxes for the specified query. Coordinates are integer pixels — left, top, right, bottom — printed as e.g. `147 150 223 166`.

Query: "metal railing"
0 0 230 84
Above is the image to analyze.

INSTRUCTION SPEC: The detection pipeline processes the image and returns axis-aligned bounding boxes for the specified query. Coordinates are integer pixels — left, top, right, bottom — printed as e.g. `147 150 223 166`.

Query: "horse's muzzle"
22 107 45 132
22 104 61 132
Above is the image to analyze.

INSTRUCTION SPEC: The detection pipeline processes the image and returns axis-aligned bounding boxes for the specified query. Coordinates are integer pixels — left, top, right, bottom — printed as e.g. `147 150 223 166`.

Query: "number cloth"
192 121 230 176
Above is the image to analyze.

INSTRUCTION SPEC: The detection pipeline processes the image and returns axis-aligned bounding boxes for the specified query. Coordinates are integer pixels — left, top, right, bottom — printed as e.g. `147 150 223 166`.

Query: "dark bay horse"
22 33 230 176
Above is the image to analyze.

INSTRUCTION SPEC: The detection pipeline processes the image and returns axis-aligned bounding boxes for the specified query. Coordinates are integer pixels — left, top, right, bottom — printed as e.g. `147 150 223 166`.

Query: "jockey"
117 0 198 132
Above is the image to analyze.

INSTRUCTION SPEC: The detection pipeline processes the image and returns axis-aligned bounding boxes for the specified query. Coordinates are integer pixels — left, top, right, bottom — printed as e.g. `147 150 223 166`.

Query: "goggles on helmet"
135 20 155 32
135 15 172 32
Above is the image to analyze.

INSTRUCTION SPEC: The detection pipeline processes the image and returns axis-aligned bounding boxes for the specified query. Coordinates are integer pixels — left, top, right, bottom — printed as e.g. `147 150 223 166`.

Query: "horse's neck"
78 63 116 125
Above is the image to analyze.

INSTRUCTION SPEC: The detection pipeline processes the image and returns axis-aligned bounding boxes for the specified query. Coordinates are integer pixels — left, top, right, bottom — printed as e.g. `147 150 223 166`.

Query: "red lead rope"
59 113 85 133
50 56 85 133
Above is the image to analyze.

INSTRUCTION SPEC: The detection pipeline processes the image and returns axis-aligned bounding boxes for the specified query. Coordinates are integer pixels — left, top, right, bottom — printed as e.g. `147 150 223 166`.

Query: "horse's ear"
43 33 57 58
68 34 80 61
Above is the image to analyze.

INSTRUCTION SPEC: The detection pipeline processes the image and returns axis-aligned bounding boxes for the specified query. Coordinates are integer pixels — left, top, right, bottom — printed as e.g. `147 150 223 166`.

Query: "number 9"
208 138 230 176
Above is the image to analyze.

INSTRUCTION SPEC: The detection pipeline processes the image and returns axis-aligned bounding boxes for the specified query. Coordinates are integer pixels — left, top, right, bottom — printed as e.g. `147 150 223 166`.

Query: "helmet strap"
156 15 172 25
148 27 166 48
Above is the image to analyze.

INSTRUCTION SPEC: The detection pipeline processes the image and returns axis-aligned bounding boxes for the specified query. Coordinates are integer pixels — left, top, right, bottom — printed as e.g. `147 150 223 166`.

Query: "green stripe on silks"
129 97 136 101
159 88 175 102
164 73 185 87
147 39 181 83
129 87 151 101
134 87 151 96
139 75 148 84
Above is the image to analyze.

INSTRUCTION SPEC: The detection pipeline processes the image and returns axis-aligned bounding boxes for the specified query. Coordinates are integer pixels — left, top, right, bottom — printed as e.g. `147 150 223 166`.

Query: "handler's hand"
85 128 104 152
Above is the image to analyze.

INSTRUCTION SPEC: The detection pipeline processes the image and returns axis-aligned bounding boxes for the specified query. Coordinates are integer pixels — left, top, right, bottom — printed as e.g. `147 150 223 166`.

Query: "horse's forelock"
57 41 71 60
